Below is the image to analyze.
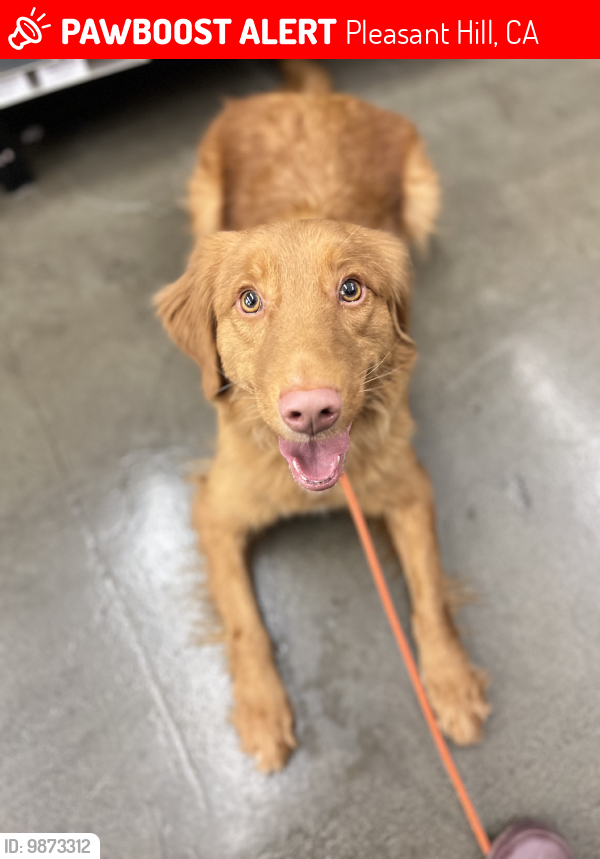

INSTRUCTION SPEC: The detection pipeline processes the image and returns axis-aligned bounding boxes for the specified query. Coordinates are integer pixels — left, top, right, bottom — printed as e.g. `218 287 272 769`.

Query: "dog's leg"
193 479 296 772
384 451 490 744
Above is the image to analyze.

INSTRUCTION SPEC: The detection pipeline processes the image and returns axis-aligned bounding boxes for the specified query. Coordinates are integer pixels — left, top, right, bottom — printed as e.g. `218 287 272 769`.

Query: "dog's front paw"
232 670 297 772
421 645 490 746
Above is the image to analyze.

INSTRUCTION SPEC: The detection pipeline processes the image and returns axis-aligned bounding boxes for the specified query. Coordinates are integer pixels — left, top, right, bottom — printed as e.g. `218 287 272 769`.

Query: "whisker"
364 347 394 380
362 382 395 396
364 366 404 385
339 223 361 249
229 390 258 402
227 377 256 395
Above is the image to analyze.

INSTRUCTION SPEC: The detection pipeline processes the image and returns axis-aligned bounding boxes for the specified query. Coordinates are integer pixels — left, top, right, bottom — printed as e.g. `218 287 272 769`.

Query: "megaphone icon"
9 15 43 49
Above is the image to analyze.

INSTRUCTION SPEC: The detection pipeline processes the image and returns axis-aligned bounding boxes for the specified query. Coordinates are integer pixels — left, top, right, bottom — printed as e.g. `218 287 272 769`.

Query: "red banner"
2 0 599 59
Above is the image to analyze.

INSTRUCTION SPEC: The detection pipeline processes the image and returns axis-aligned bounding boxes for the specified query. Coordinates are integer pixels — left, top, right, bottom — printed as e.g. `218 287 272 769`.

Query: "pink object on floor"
489 821 574 859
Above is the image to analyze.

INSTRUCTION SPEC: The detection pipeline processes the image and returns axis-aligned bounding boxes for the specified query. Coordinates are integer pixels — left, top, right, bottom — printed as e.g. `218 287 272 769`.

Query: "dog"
155 60 490 772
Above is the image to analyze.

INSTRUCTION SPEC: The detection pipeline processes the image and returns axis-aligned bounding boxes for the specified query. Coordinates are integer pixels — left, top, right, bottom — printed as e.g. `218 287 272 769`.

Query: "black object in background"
0 130 33 191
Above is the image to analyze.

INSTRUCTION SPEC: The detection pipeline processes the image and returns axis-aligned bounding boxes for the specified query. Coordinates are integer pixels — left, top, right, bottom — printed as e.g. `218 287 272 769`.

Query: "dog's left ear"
154 241 224 400
377 233 414 344
388 278 412 342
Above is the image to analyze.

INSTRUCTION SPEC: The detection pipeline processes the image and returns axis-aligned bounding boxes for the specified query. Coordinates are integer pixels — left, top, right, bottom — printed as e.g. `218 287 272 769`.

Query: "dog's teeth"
289 454 344 488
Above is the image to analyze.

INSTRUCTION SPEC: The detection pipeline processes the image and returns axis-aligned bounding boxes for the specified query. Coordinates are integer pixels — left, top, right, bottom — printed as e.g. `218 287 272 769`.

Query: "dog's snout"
278 388 342 435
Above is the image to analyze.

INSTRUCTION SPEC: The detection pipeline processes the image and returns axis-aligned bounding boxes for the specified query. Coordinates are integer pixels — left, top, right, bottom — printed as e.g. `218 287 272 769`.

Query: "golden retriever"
155 60 489 772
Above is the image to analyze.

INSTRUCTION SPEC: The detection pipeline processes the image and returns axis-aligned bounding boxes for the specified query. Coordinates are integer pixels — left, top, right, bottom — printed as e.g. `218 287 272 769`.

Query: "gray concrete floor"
1 59 599 858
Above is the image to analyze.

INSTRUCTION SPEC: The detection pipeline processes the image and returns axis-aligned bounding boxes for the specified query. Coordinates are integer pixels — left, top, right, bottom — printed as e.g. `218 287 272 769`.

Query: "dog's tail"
279 59 332 94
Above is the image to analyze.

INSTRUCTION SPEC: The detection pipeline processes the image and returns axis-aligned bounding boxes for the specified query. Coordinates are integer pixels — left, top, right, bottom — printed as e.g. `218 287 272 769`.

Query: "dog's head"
155 220 415 490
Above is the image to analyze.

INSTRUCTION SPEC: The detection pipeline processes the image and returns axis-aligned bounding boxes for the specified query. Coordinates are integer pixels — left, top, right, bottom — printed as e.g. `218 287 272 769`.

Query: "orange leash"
340 472 491 856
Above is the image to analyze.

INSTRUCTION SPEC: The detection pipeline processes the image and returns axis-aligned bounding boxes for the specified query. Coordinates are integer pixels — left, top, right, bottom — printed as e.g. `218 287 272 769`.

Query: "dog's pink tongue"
279 427 351 484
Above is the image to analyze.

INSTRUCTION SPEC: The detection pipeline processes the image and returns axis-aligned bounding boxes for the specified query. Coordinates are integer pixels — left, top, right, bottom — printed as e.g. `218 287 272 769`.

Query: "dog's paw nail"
423 660 491 747
255 740 294 773
232 687 297 773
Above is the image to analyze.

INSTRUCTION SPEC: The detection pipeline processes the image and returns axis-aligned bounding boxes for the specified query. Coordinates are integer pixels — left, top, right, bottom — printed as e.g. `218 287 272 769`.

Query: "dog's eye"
240 289 262 313
339 279 363 303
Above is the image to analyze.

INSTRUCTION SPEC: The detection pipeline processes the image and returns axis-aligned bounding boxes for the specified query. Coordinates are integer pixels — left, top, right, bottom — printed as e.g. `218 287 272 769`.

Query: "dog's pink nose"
279 388 342 435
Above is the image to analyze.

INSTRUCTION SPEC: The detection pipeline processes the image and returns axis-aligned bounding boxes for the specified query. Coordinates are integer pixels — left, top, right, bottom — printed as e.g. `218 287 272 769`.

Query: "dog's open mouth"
278 426 351 491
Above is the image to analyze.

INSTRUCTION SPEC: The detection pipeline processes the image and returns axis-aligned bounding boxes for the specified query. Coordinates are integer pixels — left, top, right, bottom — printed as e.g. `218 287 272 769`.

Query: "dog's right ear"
153 249 223 401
